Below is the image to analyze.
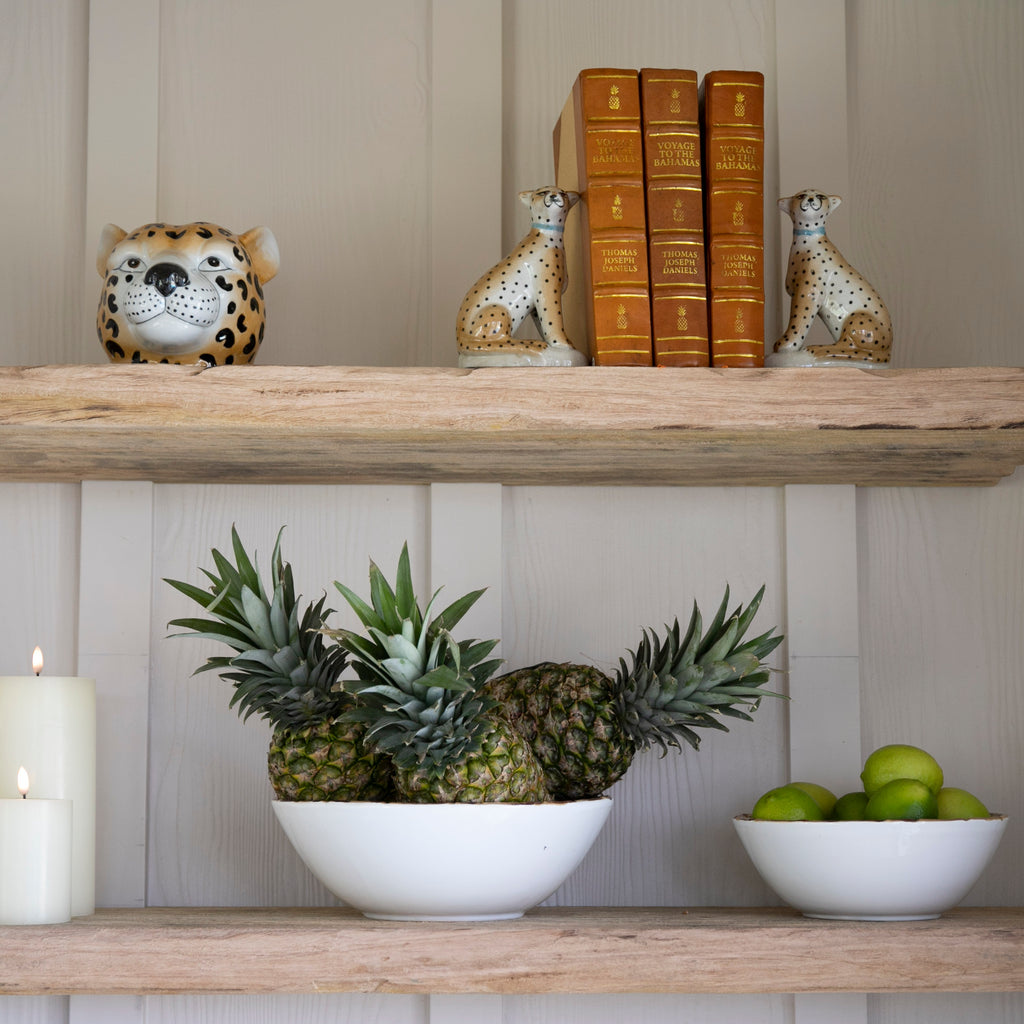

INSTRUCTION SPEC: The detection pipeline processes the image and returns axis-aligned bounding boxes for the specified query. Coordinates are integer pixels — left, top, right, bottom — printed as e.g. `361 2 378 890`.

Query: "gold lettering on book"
662 251 699 276
602 247 640 274
722 252 758 279
714 143 759 172
653 138 699 169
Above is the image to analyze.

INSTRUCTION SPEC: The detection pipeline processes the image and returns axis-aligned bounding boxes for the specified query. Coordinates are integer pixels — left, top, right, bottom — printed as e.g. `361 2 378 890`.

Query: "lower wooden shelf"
1 906 1021 996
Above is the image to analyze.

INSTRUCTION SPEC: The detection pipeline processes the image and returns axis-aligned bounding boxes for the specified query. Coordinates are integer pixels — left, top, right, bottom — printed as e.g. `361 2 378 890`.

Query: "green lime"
860 743 943 796
788 781 837 817
752 784 825 821
864 778 939 821
831 791 869 820
936 786 989 819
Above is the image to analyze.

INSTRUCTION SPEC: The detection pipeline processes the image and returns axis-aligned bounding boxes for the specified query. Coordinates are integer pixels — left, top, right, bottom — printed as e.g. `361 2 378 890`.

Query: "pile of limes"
750 744 991 821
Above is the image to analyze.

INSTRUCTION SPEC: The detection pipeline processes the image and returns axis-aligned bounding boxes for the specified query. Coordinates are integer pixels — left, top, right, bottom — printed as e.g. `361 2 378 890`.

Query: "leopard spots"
96 220 279 365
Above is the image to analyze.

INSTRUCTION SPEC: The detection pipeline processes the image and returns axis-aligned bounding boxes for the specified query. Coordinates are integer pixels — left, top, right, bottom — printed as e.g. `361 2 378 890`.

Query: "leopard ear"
518 190 533 207
97 224 127 277
239 226 280 284
828 195 842 213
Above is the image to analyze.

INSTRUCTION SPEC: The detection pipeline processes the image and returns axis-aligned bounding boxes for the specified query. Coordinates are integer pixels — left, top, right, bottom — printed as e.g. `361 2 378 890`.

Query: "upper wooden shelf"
2 906 1021 996
2 364 1023 487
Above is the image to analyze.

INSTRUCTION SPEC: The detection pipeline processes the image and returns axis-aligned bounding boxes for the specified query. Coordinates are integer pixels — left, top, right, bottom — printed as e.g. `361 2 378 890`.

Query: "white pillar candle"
0 648 96 916
0 769 73 925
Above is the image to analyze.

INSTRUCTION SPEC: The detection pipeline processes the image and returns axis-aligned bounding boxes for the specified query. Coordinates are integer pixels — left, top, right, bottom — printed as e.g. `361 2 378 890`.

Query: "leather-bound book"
640 68 708 367
554 68 653 366
699 70 765 366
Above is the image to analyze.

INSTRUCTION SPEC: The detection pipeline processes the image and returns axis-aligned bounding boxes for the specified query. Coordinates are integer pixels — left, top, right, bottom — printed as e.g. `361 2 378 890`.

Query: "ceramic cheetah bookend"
456 187 589 367
767 189 892 367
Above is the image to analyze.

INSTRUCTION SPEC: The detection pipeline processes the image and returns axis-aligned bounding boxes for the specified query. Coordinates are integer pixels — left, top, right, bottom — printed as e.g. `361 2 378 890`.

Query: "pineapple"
165 526 392 802
485 586 783 800
328 544 549 803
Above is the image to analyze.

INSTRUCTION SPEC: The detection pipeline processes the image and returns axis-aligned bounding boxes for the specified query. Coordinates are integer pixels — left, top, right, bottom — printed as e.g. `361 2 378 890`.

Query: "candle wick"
21 793 26 799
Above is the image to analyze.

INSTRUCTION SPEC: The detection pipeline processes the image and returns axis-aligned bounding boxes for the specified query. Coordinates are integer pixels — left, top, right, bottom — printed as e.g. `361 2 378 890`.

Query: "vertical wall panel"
0 0 88 367
156 0 432 368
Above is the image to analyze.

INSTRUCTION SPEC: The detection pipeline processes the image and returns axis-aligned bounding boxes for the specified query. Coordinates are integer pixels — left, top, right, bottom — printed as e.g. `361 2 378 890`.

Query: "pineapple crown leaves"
617 584 785 755
325 542 504 775
164 525 350 730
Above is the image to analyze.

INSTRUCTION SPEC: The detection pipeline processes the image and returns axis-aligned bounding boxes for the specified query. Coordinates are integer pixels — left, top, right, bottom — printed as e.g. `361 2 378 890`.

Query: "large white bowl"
734 814 1008 920
272 798 612 921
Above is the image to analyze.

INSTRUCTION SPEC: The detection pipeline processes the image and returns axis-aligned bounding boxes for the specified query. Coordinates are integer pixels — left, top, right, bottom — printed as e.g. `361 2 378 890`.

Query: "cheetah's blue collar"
532 223 564 233
794 227 826 236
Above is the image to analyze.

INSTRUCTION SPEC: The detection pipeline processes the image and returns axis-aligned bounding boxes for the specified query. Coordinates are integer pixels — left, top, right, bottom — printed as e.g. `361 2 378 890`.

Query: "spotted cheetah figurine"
768 190 892 367
457 187 588 367
96 220 279 365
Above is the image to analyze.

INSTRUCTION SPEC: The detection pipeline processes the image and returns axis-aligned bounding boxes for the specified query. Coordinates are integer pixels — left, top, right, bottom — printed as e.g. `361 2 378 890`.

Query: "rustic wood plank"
1 907 1021 996
1 365 1024 487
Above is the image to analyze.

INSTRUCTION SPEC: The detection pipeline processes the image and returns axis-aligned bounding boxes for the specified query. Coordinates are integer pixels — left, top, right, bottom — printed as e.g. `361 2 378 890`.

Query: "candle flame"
17 767 29 797
32 646 43 675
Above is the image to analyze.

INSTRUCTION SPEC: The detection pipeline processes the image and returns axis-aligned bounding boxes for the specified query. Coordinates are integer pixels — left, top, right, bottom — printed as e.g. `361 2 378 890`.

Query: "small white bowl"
273 798 612 921
733 814 1008 920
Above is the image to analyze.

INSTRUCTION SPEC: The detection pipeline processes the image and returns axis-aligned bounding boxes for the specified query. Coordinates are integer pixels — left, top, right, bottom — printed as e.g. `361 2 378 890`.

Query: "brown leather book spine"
640 68 708 368
554 69 652 366
700 70 765 367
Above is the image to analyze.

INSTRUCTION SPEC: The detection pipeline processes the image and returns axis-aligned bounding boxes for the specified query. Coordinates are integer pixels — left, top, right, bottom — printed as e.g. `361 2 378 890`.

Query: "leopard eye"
118 256 144 271
199 255 232 272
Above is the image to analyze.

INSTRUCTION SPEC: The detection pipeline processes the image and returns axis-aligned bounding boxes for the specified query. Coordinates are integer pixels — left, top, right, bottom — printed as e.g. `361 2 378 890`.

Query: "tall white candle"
0 768 73 925
0 648 96 916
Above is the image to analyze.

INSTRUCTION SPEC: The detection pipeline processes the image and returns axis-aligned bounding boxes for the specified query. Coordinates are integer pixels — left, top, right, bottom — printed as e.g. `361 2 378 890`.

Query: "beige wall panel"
501 485 786 907
148 483 427 906
869 993 1024 1024
143 994 427 1024
858 469 1024 907
503 993 792 1023
0 1 87 366
847 0 1024 368
155 0 431 367
0 483 80 675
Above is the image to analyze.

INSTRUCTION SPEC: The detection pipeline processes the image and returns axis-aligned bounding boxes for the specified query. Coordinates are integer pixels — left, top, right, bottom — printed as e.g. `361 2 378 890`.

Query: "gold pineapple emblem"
734 307 746 334
609 85 620 110
732 200 745 227
676 305 689 331
612 194 624 221
616 304 628 329
669 87 681 115
734 91 746 118
673 199 685 223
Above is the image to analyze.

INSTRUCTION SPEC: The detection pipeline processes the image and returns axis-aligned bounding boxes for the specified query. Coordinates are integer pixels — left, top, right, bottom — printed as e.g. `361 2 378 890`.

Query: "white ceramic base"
273 798 612 921
765 349 888 369
458 346 589 368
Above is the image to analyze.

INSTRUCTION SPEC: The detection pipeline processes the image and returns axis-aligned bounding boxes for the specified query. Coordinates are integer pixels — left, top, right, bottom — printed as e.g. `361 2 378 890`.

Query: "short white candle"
0 648 96 916
0 768 73 925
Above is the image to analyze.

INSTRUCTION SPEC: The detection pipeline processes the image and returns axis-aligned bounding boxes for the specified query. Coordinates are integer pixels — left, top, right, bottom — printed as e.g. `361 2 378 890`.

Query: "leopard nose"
144 262 190 297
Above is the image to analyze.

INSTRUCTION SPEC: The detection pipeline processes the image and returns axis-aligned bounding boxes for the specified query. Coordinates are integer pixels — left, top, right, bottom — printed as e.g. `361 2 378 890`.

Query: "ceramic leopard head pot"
96 221 280 364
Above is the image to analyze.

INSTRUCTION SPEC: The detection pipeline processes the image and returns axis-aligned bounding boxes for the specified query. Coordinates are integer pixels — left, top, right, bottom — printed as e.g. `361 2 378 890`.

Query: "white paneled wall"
1 2 1023 1023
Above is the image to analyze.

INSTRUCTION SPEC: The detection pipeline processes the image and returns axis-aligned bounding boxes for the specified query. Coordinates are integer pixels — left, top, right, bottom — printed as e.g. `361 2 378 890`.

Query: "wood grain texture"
1 907 1021 996
2 365 1024 486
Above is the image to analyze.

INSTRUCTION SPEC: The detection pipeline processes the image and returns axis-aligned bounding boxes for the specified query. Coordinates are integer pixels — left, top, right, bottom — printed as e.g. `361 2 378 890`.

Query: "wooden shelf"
2 364 1024 487
2 906 1021 995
